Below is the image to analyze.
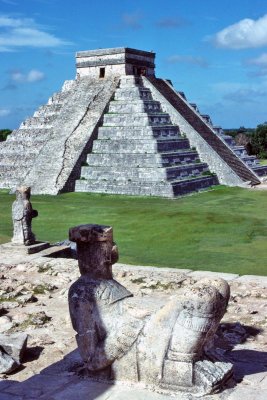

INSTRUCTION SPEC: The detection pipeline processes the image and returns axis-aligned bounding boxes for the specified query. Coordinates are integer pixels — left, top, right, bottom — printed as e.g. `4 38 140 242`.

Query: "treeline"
0 129 12 142
225 123 267 159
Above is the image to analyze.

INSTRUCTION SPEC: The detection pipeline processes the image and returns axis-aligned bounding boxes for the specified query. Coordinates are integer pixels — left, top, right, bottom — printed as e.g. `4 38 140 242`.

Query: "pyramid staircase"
144 77 261 186
213 128 267 178
75 76 218 197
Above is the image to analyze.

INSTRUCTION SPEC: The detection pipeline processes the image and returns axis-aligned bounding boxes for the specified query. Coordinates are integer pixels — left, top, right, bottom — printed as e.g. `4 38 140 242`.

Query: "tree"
251 124 267 158
0 129 12 142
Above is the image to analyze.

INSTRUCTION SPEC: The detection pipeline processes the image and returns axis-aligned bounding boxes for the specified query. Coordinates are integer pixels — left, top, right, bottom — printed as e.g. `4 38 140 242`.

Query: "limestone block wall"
77 64 125 79
23 77 118 194
143 77 258 187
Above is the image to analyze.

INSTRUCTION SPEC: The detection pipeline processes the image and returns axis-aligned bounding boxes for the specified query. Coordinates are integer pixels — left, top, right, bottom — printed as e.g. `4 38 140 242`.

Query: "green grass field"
1 186 267 276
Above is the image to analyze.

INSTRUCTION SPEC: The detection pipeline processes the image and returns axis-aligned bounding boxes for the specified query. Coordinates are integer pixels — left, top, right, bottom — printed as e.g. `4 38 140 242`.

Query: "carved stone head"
16 186 31 200
69 224 118 279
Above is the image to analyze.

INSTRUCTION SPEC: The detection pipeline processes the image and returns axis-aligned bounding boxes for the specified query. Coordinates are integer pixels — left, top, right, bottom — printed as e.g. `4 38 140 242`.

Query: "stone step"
92 138 190 153
108 100 162 114
231 146 247 157
119 76 142 87
166 163 209 180
114 87 153 101
81 166 167 181
33 103 62 117
0 164 27 175
171 175 218 196
80 163 209 182
5 129 51 141
47 91 70 105
0 178 23 188
86 152 162 167
98 126 181 140
0 144 40 155
221 136 236 147
160 150 200 166
86 150 199 168
75 178 173 197
4 138 46 148
19 115 56 129
103 112 172 126
0 154 36 166
76 174 217 197
251 165 267 177
241 155 258 163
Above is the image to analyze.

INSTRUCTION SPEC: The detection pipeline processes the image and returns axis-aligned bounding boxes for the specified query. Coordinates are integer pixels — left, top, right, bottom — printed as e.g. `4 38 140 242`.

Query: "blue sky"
0 0 267 129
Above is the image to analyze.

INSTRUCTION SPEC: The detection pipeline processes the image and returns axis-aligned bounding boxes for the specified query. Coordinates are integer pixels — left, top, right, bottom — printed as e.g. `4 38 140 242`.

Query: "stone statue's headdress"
69 224 117 278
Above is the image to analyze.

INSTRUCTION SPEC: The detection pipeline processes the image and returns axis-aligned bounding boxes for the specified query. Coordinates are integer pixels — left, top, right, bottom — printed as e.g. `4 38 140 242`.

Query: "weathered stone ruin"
0 333 28 374
12 186 38 246
9 186 49 254
68 224 233 395
0 47 266 196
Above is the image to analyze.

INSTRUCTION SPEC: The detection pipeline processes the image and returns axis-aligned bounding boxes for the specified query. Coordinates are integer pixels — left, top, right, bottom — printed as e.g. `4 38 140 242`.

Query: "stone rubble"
0 244 266 399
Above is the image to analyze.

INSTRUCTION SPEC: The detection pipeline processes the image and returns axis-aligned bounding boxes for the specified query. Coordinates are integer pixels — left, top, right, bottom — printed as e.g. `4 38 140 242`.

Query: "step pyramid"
0 47 264 196
76 76 218 197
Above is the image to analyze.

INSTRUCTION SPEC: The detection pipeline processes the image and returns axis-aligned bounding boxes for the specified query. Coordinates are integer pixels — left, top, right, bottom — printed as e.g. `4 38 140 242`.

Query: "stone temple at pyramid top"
75 47 156 79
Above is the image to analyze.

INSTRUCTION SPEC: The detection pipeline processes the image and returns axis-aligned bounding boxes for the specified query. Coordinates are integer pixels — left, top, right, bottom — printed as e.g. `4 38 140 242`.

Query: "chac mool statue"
12 186 38 245
68 224 233 395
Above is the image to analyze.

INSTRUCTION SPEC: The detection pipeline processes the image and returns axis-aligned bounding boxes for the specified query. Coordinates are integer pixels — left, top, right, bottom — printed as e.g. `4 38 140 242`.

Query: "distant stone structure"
68 224 233 395
12 186 38 245
0 47 266 196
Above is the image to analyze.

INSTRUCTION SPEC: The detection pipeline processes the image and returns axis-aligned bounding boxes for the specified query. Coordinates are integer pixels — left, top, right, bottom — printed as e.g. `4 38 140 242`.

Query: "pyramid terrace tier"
251 165 267 177
114 87 153 101
92 138 190 153
75 175 217 197
86 150 200 168
0 153 40 166
108 99 162 114
5 128 52 142
80 162 210 182
103 112 172 126
98 126 181 140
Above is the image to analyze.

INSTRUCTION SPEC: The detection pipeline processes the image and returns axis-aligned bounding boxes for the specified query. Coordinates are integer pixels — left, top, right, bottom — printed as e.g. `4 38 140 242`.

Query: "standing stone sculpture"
68 224 233 395
12 186 38 245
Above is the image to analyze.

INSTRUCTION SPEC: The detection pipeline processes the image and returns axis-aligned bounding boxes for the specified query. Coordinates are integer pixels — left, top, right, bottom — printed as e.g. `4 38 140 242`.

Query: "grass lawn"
0 186 267 276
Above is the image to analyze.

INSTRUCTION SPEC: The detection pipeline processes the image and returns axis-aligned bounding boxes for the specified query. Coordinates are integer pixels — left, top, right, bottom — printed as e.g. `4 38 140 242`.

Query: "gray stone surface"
76 75 217 197
0 349 18 374
142 77 256 187
68 224 233 396
235 275 267 287
0 245 266 399
0 333 28 364
11 187 38 246
188 271 239 282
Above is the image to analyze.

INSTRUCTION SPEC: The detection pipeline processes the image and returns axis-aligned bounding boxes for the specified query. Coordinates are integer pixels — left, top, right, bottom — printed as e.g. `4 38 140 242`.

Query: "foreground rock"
0 242 266 399
0 332 28 373
68 224 233 396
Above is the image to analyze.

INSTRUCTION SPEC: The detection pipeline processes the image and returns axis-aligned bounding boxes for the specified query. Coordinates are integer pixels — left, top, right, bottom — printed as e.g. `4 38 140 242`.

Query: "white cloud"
167 55 209 68
248 53 267 66
0 15 72 51
10 69 45 83
0 108 11 117
247 53 267 76
212 14 267 49
211 80 267 103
